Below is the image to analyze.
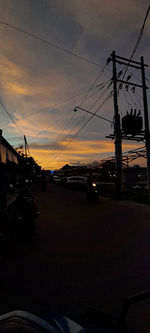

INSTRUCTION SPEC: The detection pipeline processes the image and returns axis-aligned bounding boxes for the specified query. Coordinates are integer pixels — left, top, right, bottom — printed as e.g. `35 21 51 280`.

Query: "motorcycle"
16 185 40 231
0 289 149 332
86 182 99 202
41 178 47 191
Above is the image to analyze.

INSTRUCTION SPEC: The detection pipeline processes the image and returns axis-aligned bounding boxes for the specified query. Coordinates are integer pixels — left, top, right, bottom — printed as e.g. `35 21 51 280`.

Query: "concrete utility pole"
141 56 150 196
24 135 30 157
107 52 149 199
112 51 122 199
24 135 27 157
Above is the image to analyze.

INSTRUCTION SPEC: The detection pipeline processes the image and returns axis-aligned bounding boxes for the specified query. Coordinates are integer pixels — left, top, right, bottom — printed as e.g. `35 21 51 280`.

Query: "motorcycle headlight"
92 183 97 187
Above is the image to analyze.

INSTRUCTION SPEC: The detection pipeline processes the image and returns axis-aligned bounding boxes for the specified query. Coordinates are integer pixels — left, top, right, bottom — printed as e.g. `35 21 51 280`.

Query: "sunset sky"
0 0 149 169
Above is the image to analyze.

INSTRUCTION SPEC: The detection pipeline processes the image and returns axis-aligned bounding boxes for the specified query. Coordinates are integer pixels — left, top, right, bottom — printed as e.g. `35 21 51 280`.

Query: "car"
66 176 87 189
61 176 68 186
52 175 61 183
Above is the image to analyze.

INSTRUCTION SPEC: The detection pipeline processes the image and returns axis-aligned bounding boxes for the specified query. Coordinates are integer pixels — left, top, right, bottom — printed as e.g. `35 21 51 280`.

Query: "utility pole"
107 52 149 199
24 135 27 157
112 51 122 199
24 135 30 157
141 56 150 196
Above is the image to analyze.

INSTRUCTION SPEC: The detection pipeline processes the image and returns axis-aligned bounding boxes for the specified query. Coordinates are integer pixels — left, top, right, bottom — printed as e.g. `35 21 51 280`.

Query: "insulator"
130 108 133 116
125 85 129 91
131 87 135 93
107 58 111 65
119 84 122 90
118 71 123 77
96 83 104 88
127 75 131 81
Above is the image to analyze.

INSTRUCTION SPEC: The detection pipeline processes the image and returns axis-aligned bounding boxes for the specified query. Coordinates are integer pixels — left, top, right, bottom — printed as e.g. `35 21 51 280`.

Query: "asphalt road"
1 183 150 328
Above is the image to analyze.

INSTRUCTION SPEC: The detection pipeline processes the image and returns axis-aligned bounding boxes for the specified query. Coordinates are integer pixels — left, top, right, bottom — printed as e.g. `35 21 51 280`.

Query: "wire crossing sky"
0 20 103 68
0 0 149 169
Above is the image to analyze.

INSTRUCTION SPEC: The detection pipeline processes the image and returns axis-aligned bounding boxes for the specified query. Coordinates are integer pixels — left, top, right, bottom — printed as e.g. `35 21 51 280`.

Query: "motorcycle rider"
86 173 95 189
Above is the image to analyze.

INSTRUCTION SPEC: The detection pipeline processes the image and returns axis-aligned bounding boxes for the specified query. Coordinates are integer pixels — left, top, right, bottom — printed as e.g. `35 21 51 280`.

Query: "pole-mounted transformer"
122 110 143 136
107 52 149 200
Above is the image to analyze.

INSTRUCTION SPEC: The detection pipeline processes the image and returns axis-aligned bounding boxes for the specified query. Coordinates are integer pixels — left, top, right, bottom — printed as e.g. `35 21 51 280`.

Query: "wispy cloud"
0 0 149 168
29 139 142 169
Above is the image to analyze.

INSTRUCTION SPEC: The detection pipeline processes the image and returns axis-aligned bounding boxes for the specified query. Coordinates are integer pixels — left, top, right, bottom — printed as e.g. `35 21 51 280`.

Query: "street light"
74 106 113 124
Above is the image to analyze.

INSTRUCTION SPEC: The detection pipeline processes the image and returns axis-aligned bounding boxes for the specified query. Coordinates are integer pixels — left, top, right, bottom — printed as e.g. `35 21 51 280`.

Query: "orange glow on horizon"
29 139 144 169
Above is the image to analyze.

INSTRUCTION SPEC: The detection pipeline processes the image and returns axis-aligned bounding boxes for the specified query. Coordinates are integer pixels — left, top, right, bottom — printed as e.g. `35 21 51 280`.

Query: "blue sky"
0 0 149 169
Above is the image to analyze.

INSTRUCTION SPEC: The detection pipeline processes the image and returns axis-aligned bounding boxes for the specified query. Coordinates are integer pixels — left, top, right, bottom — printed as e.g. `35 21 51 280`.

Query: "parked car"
66 176 87 190
52 175 61 183
61 176 68 186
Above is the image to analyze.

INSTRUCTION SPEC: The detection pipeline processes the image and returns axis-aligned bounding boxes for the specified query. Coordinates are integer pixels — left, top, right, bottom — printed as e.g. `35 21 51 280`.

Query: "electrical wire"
48 92 113 164
127 89 140 108
78 63 107 107
6 136 24 141
50 112 76 144
35 85 106 136
134 92 142 108
0 99 24 135
57 82 113 152
122 88 130 109
128 69 141 84
42 78 113 167
121 4 150 79
44 79 111 154
130 5 150 58
75 78 112 129
37 114 69 136
17 86 104 120
0 20 103 68
122 145 146 155
58 82 112 144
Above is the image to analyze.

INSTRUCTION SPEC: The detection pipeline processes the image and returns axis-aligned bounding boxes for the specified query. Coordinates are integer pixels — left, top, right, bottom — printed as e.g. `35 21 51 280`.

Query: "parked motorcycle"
16 185 40 231
41 176 47 191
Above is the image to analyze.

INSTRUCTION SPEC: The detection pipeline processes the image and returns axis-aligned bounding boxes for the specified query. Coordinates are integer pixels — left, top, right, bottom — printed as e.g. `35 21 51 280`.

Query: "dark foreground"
0 183 150 330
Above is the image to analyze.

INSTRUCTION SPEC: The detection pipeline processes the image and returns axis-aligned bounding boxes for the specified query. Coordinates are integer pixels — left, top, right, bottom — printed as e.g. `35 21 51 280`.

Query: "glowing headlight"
92 183 97 187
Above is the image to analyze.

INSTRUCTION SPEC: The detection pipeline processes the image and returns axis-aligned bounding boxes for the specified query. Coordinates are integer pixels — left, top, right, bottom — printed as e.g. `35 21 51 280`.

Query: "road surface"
0 183 150 329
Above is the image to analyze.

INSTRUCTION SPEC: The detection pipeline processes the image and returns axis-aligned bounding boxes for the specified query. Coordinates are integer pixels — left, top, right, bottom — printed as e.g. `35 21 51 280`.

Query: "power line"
30 85 106 136
82 83 106 101
0 20 103 68
134 91 142 108
45 5 149 167
73 92 113 137
52 82 111 153
6 136 24 141
37 114 68 136
122 145 146 155
18 81 109 141
0 99 24 135
75 78 112 130
17 87 103 120
48 83 113 162
48 92 113 163
78 64 107 107
48 112 76 144
122 4 150 79
127 89 141 108
130 5 150 58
